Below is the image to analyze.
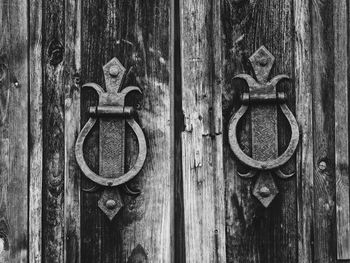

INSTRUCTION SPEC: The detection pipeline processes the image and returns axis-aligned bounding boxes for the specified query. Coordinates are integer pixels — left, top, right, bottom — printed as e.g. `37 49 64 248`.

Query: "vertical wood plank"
222 1 296 262
81 1 174 262
29 0 43 262
81 1 107 260
334 0 350 259
0 140 10 262
120 1 174 257
212 2 226 262
42 0 65 261
43 0 82 261
0 0 28 262
294 1 314 262
180 1 226 262
174 0 186 261
64 0 81 262
310 1 337 262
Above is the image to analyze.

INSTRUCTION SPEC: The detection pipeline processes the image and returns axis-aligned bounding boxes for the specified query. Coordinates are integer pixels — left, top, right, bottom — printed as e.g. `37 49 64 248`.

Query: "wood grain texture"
180 0 226 262
64 0 81 262
0 0 28 262
42 0 65 261
0 1 29 262
222 1 296 262
81 0 174 262
333 0 350 259
310 1 337 262
0 139 10 262
294 1 314 263
174 0 185 261
29 0 43 262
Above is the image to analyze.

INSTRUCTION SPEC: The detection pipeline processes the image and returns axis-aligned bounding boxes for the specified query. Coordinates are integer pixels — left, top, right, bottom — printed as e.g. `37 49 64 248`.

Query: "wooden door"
0 0 350 262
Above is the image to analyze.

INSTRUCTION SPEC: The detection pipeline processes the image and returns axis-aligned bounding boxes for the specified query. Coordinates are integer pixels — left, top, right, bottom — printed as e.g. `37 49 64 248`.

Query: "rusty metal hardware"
75 58 147 220
228 46 299 207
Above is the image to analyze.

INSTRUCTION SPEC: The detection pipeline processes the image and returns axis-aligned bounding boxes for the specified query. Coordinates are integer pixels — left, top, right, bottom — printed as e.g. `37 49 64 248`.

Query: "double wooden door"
0 0 350 262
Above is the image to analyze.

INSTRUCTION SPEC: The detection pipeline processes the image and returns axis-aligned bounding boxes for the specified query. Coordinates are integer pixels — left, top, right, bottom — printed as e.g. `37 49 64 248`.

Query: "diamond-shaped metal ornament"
98 188 124 221
253 172 279 207
249 45 275 83
103 58 126 94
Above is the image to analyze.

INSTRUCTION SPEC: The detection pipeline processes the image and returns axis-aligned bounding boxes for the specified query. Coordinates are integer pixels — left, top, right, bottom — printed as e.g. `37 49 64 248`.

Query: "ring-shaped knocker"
228 102 299 171
227 46 300 207
75 58 148 220
75 116 147 187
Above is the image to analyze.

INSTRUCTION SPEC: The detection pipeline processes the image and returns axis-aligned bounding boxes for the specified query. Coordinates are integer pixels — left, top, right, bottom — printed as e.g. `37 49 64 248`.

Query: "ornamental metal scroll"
75 58 147 220
228 46 299 207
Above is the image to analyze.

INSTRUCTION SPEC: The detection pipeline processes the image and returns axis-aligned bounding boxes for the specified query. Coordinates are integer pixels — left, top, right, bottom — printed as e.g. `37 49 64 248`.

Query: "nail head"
106 199 117 209
259 186 271 197
109 66 120 77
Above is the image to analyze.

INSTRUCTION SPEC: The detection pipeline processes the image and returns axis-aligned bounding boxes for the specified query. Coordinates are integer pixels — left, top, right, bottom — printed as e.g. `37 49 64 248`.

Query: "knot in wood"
48 39 64 66
0 64 6 82
318 161 327 171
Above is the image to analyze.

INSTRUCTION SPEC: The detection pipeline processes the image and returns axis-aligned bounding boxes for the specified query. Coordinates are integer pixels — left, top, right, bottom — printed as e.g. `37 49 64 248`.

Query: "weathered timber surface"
180 0 226 262
174 0 185 261
310 1 337 262
294 1 314 263
42 0 65 261
2 0 350 262
64 0 81 262
333 0 350 259
81 0 173 262
29 0 43 262
222 1 296 262
0 0 28 262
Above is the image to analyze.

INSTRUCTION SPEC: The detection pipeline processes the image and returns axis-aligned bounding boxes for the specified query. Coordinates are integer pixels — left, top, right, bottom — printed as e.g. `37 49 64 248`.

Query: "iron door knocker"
228 46 299 207
75 58 147 220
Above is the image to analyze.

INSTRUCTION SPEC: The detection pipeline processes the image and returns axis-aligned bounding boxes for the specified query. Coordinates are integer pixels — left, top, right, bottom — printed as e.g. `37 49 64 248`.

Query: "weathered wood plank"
81 1 174 262
80 0 105 260
174 0 185 261
0 139 10 262
42 0 65 261
333 0 350 259
180 0 225 262
0 0 28 262
175 121 185 263
222 1 296 262
212 2 226 262
294 1 314 263
310 1 337 262
29 0 43 262
64 0 81 262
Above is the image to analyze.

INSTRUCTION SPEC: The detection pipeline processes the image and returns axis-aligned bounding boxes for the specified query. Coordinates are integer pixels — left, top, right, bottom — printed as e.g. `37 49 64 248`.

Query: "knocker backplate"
75 58 147 220
228 46 299 207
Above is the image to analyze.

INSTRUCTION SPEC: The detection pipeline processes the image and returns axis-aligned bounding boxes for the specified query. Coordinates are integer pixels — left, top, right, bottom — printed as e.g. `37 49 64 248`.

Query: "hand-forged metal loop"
228 103 299 171
75 117 147 187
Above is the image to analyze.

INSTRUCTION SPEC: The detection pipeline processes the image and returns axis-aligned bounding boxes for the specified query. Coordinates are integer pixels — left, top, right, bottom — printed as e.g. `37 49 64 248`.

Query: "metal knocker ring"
75 58 147 220
228 46 300 207
75 116 146 187
228 99 299 172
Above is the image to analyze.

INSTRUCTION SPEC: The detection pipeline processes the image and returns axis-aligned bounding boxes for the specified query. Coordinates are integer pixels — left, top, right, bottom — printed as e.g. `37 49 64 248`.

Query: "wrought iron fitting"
75 58 147 220
88 105 136 117
228 46 299 207
240 91 287 104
